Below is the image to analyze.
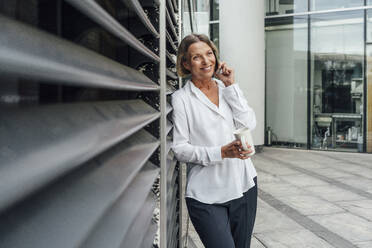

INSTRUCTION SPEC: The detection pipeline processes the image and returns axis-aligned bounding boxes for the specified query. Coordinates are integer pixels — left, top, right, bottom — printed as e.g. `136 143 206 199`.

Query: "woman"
171 34 258 248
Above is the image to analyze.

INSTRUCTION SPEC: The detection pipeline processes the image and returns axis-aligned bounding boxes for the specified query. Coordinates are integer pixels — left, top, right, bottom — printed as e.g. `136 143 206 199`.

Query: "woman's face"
183 41 216 80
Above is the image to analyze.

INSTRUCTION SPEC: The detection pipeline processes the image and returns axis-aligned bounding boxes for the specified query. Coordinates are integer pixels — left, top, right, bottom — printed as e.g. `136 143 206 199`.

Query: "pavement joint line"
258 154 372 200
307 151 372 169
294 155 372 182
253 234 268 248
255 166 372 224
258 188 357 248
266 148 371 168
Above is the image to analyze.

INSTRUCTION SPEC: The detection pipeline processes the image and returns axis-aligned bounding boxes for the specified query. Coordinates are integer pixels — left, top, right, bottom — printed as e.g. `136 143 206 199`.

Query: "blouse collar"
187 78 227 120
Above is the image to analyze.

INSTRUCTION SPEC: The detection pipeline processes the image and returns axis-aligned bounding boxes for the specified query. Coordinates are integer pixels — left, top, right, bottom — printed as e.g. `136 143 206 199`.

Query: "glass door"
266 16 308 148
310 11 365 152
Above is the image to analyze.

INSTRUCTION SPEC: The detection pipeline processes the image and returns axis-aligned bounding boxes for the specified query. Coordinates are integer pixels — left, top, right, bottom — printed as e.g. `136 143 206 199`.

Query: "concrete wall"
219 0 265 145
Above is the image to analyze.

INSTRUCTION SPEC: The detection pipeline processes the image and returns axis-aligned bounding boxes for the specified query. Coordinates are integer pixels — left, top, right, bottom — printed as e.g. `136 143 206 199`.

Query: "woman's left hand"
215 62 235 87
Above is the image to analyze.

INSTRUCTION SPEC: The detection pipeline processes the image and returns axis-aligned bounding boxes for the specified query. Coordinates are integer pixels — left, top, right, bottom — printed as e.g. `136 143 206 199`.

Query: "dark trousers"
186 177 258 248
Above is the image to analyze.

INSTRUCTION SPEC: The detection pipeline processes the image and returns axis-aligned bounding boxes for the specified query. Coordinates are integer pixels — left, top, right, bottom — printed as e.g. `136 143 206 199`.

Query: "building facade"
265 0 372 153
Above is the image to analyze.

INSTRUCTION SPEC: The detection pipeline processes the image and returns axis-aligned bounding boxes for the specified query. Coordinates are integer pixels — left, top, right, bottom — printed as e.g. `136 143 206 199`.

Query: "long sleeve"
222 83 257 130
171 93 222 166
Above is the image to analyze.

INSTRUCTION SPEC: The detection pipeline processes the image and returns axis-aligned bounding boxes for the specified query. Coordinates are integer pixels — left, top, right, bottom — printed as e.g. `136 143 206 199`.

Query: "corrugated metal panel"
79 162 159 248
167 0 178 24
166 101 173 115
166 136 173 155
0 15 159 91
123 0 160 38
166 119 173 135
166 30 178 52
166 50 177 65
65 0 160 61
0 130 159 248
167 176 178 208
141 219 158 248
120 192 157 248
166 7 178 40
167 196 179 228
172 0 178 12
168 223 179 248
0 0 181 247
167 69 178 80
166 83 176 95
167 157 177 184
0 100 159 212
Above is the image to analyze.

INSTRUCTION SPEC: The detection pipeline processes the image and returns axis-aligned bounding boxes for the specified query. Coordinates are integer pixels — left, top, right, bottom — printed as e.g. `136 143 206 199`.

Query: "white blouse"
171 79 257 204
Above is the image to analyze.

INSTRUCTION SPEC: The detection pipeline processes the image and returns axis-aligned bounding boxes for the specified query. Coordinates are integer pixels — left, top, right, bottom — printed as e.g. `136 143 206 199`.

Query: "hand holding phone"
215 61 235 87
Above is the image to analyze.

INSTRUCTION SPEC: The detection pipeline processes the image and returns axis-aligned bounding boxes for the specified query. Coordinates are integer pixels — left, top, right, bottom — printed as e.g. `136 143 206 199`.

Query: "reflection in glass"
183 0 192 35
210 0 219 21
311 11 364 152
266 16 308 148
310 0 363 11
210 23 219 50
265 0 307 16
367 10 372 42
192 0 210 35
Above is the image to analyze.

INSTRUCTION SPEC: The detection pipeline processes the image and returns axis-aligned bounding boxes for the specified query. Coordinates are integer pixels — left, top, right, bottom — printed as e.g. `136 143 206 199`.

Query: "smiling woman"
171 33 258 248
184 42 216 80
176 33 220 77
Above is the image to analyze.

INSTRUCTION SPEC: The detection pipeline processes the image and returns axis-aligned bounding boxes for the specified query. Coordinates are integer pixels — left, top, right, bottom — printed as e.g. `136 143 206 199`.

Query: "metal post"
159 0 167 247
178 1 183 247
177 3 182 87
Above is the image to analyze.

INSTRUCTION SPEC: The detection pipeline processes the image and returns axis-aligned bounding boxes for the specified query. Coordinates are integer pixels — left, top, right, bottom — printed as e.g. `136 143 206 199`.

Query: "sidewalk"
182 147 372 248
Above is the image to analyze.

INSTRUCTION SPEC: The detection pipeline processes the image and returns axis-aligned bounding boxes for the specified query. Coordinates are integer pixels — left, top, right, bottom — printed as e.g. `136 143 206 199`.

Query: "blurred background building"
264 0 372 153
203 0 372 154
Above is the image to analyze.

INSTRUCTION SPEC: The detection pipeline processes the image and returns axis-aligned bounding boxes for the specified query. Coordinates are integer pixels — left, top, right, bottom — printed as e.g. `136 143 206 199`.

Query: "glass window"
210 0 219 21
367 9 372 42
183 0 193 35
310 0 363 11
265 16 308 148
310 11 364 152
265 0 307 16
209 23 219 50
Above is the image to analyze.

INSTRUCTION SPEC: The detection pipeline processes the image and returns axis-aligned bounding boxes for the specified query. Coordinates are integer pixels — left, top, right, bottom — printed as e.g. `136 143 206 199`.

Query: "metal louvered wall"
0 0 180 247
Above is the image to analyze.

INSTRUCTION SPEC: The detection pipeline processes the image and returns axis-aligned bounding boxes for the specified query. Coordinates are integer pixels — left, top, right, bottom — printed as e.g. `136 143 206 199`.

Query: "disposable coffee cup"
233 127 255 156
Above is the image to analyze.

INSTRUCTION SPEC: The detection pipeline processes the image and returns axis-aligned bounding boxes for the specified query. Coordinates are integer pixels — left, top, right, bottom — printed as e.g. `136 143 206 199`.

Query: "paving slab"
274 194 345 216
338 199 372 221
254 229 335 248
258 180 305 197
311 167 356 179
254 199 300 233
281 173 329 187
305 184 365 202
308 151 372 168
255 169 282 184
340 177 372 193
328 164 372 180
251 236 266 248
354 240 372 248
253 159 300 176
310 212 372 243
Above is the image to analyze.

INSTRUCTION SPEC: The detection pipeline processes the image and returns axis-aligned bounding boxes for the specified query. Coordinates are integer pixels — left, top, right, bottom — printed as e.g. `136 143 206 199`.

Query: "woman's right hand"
221 140 252 160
